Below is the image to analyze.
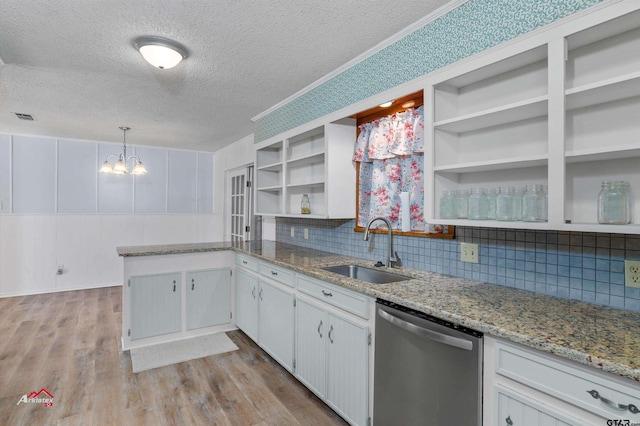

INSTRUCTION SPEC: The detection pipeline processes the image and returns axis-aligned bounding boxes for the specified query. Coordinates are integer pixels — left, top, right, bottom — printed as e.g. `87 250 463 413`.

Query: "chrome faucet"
363 216 402 268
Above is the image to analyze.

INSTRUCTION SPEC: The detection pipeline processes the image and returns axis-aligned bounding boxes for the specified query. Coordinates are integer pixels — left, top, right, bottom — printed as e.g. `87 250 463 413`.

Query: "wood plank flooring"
0 287 348 426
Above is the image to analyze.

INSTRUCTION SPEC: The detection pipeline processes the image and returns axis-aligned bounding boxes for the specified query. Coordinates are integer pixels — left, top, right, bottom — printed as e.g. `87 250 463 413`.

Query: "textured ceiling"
0 0 451 152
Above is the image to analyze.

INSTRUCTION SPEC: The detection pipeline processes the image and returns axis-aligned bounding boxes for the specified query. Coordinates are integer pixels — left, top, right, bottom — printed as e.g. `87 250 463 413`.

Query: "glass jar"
439 190 457 219
598 181 628 224
496 186 516 221
468 188 488 220
619 181 633 224
456 189 469 219
486 188 497 220
301 194 311 214
522 184 546 222
513 187 524 221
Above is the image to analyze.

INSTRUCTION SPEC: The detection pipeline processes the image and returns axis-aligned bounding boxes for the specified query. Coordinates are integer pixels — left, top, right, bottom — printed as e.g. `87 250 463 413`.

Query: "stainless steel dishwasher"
373 299 483 425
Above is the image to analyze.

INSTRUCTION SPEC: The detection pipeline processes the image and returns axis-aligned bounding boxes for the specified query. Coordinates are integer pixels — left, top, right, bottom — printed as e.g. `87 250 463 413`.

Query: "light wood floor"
0 286 348 425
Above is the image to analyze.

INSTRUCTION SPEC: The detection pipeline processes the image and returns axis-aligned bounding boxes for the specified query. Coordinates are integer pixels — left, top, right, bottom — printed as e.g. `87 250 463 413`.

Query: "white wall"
211 134 256 241
0 213 217 297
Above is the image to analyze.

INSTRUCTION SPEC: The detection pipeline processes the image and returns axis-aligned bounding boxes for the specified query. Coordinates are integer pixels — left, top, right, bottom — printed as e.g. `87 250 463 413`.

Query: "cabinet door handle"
259 288 263 301
587 390 640 414
173 280 176 292
505 416 513 425
252 287 256 299
321 290 333 297
317 320 323 338
242 260 248 264
328 325 334 344
271 270 278 276
191 278 195 291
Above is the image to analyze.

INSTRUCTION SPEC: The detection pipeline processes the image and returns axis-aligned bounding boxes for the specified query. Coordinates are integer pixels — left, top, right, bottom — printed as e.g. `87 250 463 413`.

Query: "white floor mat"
130 332 239 373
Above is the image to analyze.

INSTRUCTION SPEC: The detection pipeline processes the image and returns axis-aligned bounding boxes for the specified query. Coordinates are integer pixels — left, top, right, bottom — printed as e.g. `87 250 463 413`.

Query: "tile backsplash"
275 217 640 312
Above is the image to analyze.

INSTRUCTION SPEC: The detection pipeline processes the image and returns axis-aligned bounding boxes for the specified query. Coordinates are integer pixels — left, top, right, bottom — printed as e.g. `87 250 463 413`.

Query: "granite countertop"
118 240 640 383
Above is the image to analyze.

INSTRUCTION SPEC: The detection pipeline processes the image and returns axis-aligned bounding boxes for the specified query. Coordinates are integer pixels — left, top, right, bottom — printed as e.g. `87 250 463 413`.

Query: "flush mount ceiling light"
133 36 188 70
99 127 147 175
379 100 394 108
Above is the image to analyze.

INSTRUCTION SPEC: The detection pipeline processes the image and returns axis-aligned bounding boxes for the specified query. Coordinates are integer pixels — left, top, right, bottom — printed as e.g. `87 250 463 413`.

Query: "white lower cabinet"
129 268 232 341
484 337 640 425
496 385 579 426
186 268 231 330
235 256 295 372
130 272 182 340
295 298 327 398
234 255 372 426
234 267 259 341
122 251 235 350
295 296 369 426
258 278 295 371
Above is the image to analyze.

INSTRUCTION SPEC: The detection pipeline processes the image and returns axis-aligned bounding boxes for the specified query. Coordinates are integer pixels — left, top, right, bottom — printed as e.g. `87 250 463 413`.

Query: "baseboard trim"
0 282 122 299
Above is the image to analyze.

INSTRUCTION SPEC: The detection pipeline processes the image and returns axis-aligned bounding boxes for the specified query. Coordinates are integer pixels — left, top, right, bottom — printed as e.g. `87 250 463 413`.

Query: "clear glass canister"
456 189 469 219
598 181 630 224
439 190 457 219
486 188 497 220
513 187 524 221
301 194 311 214
468 188 488 220
496 186 516 221
522 184 547 222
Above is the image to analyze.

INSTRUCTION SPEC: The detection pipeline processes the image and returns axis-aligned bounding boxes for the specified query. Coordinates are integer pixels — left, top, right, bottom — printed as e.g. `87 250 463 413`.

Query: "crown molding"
252 0 470 121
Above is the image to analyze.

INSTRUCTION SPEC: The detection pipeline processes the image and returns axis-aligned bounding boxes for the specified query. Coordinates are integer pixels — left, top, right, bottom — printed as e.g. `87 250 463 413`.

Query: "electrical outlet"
461 243 479 263
625 260 640 288
290 227 295 237
304 229 309 240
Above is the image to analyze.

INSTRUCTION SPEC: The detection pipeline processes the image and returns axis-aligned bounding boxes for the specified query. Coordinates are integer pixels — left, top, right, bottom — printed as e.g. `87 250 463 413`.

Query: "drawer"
259 262 295 287
495 385 581 426
235 254 258 272
495 342 640 421
297 274 369 319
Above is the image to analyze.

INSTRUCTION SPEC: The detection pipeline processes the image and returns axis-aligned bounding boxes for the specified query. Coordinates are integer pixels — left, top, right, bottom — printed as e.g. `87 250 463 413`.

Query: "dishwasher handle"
378 308 473 351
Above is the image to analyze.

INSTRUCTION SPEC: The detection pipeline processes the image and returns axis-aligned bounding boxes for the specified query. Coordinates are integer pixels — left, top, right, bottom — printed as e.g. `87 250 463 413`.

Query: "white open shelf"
287 152 325 167
257 162 283 172
430 218 550 230
435 155 548 174
566 145 640 163
434 96 548 134
287 181 325 189
566 71 640 111
256 185 282 192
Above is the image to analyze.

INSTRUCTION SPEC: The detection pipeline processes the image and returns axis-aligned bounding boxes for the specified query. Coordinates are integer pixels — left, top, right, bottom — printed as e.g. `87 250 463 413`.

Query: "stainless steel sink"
320 264 409 284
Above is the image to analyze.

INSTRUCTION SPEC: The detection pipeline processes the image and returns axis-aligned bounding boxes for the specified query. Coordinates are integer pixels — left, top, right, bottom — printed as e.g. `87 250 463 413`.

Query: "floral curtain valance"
353 106 425 231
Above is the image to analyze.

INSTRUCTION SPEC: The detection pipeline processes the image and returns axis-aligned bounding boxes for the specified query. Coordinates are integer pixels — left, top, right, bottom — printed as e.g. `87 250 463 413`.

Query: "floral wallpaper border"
253 0 604 143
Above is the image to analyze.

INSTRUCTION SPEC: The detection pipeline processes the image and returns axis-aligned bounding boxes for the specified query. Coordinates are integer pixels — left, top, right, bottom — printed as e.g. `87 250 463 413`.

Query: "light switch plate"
290 227 295 237
461 243 479 263
625 260 640 288
304 229 309 239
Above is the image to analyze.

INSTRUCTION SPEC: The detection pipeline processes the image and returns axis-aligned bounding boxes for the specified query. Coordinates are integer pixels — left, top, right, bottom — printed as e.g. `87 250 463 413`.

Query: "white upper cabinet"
12 135 57 213
255 118 356 218
562 8 640 233
426 4 640 234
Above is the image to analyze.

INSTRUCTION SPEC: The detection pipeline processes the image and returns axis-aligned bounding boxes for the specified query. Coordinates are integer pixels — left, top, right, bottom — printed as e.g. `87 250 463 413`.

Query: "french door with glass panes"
228 166 253 242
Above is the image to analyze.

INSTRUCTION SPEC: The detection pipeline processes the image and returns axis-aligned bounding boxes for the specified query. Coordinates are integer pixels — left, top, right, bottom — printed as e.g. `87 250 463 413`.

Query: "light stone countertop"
117 240 640 383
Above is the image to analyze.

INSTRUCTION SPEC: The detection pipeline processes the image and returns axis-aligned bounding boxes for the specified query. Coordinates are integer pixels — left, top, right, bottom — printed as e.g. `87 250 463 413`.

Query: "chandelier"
99 127 147 175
